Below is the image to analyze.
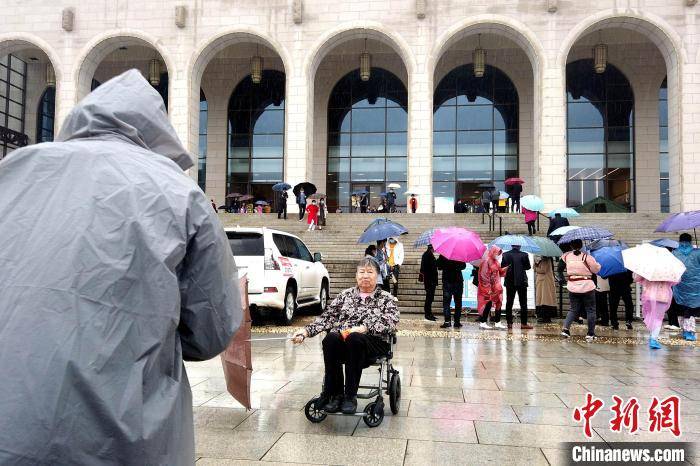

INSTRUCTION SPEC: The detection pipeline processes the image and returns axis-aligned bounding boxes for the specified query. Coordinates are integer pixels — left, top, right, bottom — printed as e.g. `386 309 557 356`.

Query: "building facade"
0 0 696 213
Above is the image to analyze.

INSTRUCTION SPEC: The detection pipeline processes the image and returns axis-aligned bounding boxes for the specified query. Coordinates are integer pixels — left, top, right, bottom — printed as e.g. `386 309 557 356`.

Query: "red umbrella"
504 178 525 186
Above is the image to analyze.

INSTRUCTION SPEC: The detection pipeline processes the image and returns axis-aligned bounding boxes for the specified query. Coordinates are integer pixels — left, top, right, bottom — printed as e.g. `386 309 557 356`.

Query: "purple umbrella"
557 226 613 245
655 211 700 244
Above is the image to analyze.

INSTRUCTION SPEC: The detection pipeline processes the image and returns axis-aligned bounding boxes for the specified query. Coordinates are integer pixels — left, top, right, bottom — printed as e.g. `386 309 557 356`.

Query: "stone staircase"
219 212 678 315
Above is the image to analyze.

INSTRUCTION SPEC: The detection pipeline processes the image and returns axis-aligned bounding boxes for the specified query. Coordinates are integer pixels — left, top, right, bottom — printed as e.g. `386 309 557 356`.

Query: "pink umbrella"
504 177 525 186
431 227 486 263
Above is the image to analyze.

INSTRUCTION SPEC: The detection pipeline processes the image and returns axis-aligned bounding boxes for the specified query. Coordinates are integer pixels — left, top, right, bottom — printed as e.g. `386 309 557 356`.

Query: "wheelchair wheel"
304 397 327 423
389 372 401 415
363 401 384 428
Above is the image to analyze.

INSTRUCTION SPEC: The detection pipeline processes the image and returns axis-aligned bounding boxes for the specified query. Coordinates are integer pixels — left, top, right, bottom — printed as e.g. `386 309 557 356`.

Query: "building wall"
0 0 696 212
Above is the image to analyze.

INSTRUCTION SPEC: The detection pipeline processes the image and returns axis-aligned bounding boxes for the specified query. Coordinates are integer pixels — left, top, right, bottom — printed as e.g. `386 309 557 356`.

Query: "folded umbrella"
431 227 486 263
413 228 437 248
520 195 544 212
504 177 525 186
548 207 580 219
550 225 580 237
650 238 679 250
489 235 542 254
220 275 253 409
293 182 317 197
622 243 686 283
357 219 408 243
557 226 613 245
272 182 292 192
591 246 627 278
529 236 563 257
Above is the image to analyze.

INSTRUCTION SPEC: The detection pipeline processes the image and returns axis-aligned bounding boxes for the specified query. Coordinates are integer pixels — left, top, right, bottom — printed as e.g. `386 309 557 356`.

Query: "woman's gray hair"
357 257 380 274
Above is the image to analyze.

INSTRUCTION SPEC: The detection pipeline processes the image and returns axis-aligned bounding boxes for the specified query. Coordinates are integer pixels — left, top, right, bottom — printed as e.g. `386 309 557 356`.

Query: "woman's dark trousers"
442 281 463 324
322 332 389 398
564 291 596 336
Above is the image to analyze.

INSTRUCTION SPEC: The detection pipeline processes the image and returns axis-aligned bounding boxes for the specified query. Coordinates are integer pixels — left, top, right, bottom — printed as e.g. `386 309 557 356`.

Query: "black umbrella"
293 182 317 197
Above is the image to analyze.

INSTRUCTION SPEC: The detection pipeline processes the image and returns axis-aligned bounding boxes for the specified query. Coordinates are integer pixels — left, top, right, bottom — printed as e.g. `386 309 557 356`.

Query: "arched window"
227 70 285 204
432 64 518 212
566 59 634 211
198 89 207 192
36 87 55 143
326 68 408 211
659 78 669 213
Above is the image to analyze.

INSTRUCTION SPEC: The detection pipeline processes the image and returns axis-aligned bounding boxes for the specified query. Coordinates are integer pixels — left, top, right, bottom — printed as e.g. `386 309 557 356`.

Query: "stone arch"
74 30 176 103
559 11 684 211
0 33 64 139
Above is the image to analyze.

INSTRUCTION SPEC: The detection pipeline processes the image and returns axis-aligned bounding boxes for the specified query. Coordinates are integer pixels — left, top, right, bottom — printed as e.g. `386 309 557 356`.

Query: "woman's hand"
349 325 368 334
292 329 308 344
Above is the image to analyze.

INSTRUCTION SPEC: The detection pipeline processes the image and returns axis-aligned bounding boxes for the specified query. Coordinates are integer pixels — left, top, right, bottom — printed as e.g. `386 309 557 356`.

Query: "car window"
272 233 296 258
292 237 313 262
226 232 263 256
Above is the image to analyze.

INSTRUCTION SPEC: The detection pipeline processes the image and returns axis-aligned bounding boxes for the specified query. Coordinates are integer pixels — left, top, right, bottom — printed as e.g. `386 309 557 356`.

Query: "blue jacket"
673 243 700 308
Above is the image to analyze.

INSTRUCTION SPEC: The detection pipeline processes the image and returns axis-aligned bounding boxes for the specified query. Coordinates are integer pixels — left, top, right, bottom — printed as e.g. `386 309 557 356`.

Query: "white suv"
225 227 330 325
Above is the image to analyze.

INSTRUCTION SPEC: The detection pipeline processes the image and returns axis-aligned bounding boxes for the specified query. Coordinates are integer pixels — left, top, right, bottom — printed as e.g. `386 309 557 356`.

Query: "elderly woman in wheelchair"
293 257 400 426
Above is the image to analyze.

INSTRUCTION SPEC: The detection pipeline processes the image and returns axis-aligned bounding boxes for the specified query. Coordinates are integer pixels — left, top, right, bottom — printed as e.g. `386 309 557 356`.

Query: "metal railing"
481 211 503 236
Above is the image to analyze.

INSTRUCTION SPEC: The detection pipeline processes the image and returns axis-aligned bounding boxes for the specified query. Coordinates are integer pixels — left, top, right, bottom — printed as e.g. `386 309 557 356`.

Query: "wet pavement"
188 316 698 465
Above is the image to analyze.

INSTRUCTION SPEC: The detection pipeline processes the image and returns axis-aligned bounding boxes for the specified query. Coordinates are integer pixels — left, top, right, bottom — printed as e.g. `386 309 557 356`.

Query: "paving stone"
354 416 477 442
235 409 359 436
194 407 253 430
408 401 519 422
464 390 566 408
474 421 604 449
410 375 499 390
262 432 406 465
403 440 549 466
195 429 283 460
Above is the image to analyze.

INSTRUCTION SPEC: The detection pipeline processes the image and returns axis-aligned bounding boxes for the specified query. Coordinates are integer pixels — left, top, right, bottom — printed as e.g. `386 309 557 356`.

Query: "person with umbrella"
420 244 438 322
297 187 307 221
306 199 319 231
386 188 397 212
500 244 533 330
508 180 523 213
481 189 493 213
375 239 391 293
523 207 537 235
318 195 327 230
278 190 288 219
547 213 570 242
477 246 508 330
385 237 404 300
560 239 602 342
607 270 634 330
437 254 467 328
360 191 369 213
672 233 700 341
534 254 557 323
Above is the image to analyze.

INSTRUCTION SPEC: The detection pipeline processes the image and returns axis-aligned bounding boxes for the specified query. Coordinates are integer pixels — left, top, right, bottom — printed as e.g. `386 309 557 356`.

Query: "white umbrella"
622 243 686 283
387 183 401 189
550 225 580 236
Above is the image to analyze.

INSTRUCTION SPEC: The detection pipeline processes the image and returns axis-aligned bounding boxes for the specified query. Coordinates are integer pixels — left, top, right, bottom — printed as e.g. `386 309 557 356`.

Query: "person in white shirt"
385 237 404 301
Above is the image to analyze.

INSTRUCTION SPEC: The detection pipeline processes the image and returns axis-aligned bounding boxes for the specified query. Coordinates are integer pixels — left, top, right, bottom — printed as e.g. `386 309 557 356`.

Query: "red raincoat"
477 246 507 314
306 204 319 225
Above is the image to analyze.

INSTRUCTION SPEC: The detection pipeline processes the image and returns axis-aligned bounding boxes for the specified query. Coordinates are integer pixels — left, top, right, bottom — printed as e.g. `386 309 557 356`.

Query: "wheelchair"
304 334 400 428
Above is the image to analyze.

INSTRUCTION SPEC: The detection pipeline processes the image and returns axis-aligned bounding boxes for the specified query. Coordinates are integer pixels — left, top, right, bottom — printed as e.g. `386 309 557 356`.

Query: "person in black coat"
277 191 288 219
547 213 570 241
608 270 634 330
436 255 466 329
498 245 533 329
510 183 523 213
420 245 438 322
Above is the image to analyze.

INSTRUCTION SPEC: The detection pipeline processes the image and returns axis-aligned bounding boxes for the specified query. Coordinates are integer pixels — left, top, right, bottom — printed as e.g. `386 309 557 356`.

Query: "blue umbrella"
499 191 510 200
352 190 368 195
489 235 542 254
413 228 437 248
272 182 291 192
591 246 627 278
557 226 614 245
650 238 679 250
254 200 269 206
379 192 388 197
529 236 563 257
548 207 580 219
358 219 408 244
520 195 544 212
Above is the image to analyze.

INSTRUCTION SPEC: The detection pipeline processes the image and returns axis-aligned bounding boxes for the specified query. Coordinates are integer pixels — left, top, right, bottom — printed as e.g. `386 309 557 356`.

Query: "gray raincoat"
0 70 242 465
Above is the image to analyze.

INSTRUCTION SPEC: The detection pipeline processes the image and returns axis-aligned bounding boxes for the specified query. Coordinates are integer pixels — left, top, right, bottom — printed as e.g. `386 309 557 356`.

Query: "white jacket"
386 240 405 266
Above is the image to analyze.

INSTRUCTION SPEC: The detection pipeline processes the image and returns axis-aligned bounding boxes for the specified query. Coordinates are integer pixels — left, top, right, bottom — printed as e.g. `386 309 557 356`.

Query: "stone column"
537 66 567 209
407 72 432 212
284 72 309 214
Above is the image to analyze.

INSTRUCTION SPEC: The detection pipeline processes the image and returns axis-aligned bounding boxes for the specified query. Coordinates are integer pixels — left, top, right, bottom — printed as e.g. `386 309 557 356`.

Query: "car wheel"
279 285 296 325
316 282 329 314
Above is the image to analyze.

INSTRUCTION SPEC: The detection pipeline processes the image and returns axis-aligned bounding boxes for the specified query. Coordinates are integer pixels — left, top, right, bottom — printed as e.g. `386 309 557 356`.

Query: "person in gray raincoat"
0 70 242 465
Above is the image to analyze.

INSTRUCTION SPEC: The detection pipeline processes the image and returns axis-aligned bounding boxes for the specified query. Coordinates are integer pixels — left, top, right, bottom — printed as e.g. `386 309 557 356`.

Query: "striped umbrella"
413 228 437 248
557 226 614 245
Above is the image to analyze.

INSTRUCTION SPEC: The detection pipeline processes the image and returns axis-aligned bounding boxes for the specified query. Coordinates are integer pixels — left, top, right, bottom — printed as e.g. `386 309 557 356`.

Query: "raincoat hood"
678 241 694 255
57 69 193 170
